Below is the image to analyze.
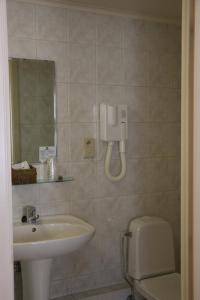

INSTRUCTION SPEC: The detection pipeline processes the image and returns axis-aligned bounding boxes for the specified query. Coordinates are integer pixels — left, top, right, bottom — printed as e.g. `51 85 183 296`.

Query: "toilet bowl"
127 216 181 300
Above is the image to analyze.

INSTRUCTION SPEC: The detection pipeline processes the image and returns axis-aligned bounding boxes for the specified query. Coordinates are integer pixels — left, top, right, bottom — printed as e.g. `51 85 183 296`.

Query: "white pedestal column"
21 259 52 300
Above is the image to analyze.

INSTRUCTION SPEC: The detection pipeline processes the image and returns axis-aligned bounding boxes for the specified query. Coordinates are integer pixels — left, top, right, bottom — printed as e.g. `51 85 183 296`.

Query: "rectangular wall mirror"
9 58 57 164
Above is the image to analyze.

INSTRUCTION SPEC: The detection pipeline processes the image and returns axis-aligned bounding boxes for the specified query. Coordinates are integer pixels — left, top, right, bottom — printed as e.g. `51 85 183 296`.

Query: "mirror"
9 58 56 164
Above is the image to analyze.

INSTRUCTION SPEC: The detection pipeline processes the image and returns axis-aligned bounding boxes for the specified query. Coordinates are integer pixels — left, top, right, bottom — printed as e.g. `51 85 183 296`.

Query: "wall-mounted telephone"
100 104 128 182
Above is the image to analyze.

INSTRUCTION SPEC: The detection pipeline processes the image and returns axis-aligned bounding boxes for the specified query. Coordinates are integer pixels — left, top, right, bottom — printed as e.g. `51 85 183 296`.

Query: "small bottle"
47 157 56 180
38 159 47 180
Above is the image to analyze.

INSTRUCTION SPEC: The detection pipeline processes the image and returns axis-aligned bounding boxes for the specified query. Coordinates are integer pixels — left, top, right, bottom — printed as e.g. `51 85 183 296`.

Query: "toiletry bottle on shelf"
47 157 56 180
38 159 48 180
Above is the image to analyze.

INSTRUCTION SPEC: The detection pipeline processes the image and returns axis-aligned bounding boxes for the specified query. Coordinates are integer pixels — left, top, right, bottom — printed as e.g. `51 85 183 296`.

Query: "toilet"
127 216 181 300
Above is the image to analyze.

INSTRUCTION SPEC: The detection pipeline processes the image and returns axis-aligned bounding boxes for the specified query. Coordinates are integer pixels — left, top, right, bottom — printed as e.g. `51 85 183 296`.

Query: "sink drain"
32 227 37 232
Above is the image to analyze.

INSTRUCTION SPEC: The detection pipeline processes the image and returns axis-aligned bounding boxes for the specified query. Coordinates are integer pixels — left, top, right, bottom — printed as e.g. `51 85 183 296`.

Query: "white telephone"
100 104 128 182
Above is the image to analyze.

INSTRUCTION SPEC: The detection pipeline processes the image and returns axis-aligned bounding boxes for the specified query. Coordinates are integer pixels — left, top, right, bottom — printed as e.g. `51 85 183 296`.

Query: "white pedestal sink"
13 215 95 300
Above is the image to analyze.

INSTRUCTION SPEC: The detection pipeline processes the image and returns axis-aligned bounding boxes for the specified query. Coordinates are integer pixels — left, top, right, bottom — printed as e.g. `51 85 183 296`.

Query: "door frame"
193 0 200 299
181 0 194 299
0 0 14 299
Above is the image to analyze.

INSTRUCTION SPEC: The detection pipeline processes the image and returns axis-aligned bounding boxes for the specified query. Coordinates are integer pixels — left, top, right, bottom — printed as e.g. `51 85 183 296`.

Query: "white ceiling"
60 0 182 22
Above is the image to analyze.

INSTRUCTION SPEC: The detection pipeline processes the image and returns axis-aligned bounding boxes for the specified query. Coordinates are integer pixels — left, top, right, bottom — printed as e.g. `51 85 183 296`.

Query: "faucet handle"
22 205 36 219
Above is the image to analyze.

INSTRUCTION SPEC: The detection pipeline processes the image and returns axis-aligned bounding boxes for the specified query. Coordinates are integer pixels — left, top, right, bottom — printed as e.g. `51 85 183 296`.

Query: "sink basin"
14 215 95 261
13 215 95 300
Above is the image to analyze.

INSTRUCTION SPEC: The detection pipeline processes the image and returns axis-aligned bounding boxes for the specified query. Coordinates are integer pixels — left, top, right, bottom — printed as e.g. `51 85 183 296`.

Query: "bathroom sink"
13 215 95 261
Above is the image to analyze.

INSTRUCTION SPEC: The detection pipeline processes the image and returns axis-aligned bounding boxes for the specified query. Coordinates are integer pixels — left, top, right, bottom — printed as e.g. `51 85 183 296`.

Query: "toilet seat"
135 273 181 300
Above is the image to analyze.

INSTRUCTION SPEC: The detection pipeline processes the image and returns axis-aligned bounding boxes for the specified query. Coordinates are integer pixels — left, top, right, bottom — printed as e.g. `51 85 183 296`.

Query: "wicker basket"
12 165 37 185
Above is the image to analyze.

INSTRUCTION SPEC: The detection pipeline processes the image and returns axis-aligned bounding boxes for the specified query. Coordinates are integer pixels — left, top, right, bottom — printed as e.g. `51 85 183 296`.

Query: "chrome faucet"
22 206 40 225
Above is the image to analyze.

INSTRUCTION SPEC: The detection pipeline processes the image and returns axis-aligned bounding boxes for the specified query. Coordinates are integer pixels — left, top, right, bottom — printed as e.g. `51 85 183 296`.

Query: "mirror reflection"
9 58 56 164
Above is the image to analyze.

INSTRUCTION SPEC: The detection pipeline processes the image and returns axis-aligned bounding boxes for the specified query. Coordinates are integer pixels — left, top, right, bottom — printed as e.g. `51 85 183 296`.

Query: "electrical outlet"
83 138 95 159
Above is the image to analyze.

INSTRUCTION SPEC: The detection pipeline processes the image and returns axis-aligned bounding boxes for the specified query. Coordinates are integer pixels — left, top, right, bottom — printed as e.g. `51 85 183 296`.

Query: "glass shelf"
37 176 74 184
13 176 74 186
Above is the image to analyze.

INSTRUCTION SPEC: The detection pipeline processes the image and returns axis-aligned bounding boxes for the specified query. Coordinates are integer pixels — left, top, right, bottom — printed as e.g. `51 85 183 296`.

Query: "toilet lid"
135 273 181 300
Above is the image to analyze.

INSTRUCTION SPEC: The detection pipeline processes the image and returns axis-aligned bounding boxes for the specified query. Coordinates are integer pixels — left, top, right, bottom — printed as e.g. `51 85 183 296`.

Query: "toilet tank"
127 216 175 280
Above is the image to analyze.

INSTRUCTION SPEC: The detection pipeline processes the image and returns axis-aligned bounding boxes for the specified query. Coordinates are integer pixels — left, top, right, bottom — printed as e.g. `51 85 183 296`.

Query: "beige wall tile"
69 162 97 200
69 84 96 123
127 123 150 158
123 86 149 122
8 38 36 59
96 85 123 105
124 46 149 85
96 46 124 84
147 158 169 193
149 51 181 88
36 40 68 82
57 83 69 124
69 43 95 83
69 10 96 44
38 182 70 215
149 88 181 122
96 15 123 48
57 124 70 163
148 123 180 156
123 18 147 49
7 2 35 39
36 5 67 42
146 22 181 53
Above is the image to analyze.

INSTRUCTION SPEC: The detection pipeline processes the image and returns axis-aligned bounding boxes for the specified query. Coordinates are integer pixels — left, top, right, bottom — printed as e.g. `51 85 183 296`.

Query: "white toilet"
127 216 181 300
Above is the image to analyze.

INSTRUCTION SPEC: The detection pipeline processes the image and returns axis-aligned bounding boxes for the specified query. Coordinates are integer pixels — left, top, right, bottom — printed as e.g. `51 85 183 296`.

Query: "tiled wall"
7 1 181 298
